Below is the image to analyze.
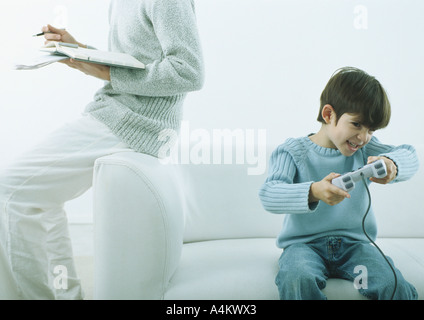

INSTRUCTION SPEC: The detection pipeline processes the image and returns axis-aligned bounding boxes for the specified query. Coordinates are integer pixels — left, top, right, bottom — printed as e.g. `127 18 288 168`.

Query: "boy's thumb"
325 172 340 181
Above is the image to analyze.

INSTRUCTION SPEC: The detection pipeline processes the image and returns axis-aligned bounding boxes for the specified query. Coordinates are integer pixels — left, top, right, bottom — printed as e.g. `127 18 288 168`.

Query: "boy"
259 67 419 300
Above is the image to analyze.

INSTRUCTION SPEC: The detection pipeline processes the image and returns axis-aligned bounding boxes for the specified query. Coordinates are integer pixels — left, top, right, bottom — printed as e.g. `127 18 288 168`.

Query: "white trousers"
0 114 133 299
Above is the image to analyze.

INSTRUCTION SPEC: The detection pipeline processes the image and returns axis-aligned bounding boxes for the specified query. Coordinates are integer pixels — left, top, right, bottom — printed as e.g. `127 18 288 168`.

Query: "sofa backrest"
177 144 424 243
176 146 283 243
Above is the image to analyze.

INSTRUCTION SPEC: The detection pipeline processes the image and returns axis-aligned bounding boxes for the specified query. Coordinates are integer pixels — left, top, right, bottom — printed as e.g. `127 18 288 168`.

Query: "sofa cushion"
165 238 280 300
165 238 424 300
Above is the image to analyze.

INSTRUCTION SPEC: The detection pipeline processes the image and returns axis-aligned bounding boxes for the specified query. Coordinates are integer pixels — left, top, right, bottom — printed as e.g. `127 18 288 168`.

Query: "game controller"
332 159 387 192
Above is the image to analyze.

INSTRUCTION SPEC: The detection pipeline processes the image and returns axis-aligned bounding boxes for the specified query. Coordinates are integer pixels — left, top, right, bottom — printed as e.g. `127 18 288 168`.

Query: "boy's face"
325 108 374 156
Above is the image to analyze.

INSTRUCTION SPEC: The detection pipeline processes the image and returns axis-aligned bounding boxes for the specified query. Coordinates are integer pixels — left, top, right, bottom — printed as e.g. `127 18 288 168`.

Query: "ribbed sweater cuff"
259 181 317 214
380 148 419 182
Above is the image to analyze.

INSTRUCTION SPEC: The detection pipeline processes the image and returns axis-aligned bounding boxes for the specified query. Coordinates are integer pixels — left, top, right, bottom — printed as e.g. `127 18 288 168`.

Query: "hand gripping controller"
332 159 387 192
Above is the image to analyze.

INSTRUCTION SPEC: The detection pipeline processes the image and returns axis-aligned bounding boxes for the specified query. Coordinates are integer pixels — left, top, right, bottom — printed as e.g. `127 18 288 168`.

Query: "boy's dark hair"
318 67 391 130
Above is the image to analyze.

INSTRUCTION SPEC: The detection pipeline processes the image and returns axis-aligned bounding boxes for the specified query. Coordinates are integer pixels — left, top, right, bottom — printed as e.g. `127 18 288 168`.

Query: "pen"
33 32 47 37
33 29 66 37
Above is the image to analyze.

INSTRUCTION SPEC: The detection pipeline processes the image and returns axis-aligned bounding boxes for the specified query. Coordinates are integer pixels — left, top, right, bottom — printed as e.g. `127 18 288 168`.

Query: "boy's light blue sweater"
259 135 419 249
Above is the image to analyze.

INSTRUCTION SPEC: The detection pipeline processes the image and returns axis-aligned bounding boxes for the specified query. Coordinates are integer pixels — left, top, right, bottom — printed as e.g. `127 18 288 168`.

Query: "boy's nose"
357 131 371 144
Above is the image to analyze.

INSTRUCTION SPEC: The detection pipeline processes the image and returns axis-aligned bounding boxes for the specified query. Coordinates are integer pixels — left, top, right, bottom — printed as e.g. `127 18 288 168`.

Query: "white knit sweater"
85 0 204 157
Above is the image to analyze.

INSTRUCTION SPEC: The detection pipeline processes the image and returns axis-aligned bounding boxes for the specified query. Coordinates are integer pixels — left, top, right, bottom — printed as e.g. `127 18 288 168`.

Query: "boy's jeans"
0 114 133 299
276 236 418 300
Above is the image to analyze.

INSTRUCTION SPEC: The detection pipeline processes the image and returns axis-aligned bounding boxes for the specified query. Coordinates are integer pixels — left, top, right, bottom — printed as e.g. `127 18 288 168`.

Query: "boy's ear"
322 104 335 124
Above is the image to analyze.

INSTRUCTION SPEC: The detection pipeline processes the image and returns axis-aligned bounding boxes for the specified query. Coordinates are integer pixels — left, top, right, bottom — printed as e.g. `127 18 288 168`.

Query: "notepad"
13 53 68 70
39 41 146 70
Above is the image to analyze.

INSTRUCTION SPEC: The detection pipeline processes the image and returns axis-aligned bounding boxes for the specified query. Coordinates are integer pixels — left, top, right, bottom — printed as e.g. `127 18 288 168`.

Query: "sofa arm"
92 152 185 299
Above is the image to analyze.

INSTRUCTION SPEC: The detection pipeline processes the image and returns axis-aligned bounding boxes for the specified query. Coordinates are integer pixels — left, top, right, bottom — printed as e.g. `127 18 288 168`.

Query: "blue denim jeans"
275 236 418 300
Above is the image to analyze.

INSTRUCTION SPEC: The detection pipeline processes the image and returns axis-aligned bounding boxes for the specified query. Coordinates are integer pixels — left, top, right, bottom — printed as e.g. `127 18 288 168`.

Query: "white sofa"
92 144 423 300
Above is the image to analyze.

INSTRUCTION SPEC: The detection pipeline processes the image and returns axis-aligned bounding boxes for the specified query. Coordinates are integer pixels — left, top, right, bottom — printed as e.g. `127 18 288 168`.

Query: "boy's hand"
309 172 351 206
367 156 397 184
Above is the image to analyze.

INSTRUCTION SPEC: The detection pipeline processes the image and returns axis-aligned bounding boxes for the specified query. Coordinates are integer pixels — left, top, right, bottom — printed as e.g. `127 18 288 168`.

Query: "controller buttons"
345 182 354 189
375 162 383 169
377 169 386 176
342 176 351 183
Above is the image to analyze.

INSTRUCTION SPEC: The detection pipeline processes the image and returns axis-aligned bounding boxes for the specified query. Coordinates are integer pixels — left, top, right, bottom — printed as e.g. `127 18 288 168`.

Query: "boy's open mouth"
348 141 358 147
347 140 359 151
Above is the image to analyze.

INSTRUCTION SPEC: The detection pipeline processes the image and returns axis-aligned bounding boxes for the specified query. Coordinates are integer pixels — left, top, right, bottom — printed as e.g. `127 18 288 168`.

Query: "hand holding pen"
34 24 110 81
34 24 87 48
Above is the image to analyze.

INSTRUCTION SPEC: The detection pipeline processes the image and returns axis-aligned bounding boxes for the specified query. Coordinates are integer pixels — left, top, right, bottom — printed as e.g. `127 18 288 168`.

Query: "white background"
0 0 423 223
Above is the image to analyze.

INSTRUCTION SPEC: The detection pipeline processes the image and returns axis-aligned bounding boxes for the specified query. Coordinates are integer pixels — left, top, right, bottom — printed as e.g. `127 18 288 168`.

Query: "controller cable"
360 173 397 300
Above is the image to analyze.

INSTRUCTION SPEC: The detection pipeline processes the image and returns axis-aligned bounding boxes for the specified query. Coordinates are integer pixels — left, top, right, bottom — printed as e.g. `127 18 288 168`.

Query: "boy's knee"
362 277 418 300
